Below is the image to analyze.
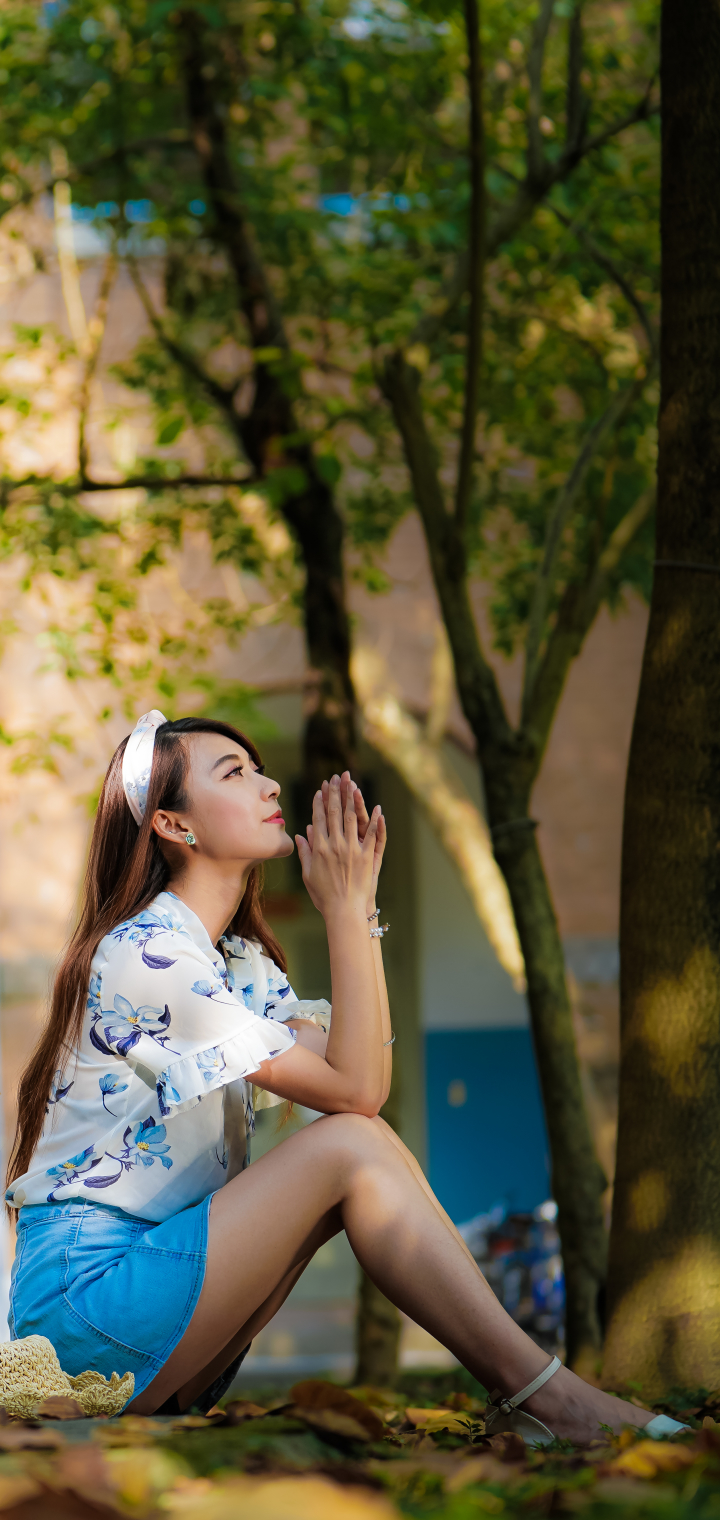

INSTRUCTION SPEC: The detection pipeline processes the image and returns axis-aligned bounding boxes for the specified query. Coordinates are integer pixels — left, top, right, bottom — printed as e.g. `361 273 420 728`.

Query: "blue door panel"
425 1028 550 1224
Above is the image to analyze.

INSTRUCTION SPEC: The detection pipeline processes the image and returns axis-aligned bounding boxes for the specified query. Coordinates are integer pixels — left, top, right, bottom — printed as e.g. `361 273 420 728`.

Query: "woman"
6 713 682 1442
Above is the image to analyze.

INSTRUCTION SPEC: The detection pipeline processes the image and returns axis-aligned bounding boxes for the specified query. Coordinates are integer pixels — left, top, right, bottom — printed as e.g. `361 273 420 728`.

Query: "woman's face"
159 732 294 865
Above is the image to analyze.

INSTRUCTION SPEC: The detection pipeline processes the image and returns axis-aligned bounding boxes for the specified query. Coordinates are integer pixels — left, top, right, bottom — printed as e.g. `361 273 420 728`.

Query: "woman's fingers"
344 773 359 842
375 812 387 854
354 784 370 839
362 805 381 854
295 834 311 873
313 787 330 842
326 774 343 840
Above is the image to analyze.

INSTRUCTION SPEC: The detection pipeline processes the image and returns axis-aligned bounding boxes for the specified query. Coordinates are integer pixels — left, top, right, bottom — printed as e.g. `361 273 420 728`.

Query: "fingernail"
332 774 340 784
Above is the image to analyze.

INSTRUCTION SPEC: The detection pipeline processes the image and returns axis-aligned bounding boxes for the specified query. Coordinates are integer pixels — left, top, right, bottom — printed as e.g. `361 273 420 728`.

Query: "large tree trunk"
383 355 607 1369
178 8 399 1385
603 0 720 1395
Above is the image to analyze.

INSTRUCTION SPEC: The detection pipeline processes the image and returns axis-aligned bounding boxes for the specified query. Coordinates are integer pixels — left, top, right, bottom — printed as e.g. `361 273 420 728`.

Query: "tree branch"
523 486 655 753
381 351 513 753
522 379 643 718
527 0 556 183
408 80 658 352
487 84 658 255
455 0 486 531
549 203 658 360
126 255 239 427
2 471 255 497
78 252 117 480
566 5 589 154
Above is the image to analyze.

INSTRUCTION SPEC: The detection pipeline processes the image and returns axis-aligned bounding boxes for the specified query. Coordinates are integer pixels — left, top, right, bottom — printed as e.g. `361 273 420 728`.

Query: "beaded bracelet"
367 908 380 923
370 923 390 939
384 1033 396 1047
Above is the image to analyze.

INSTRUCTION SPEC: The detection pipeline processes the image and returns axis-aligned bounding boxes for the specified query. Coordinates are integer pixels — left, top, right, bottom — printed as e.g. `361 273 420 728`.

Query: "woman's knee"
314 1111 396 1163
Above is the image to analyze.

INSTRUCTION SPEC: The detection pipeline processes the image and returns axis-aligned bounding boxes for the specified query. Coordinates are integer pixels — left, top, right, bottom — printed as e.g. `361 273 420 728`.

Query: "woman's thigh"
132 1111 390 1410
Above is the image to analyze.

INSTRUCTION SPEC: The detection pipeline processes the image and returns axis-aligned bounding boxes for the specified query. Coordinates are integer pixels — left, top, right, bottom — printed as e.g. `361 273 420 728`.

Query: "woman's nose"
262 776 281 799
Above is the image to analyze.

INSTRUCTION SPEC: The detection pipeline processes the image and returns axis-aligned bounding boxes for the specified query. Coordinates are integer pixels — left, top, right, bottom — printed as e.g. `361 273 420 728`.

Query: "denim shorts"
10 1195 214 1407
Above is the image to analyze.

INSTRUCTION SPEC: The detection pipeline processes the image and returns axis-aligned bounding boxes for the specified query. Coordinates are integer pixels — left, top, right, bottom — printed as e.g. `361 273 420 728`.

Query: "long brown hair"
7 717 288 1196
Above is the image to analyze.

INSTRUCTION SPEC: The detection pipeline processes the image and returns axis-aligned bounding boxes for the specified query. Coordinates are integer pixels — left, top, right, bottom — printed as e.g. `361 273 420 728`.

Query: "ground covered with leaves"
0 1372 719 1519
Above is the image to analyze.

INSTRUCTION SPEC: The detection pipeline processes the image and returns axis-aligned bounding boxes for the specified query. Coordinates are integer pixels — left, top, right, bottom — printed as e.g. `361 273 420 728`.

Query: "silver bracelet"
367 908 379 923
370 923 390 939
384 1033 396 1046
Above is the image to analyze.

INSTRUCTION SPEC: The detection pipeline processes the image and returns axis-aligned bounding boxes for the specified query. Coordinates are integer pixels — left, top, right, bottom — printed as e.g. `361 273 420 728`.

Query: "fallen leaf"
289 1405 376 1443
446 1455 514 1490
404 1407 468 1434
0 1426 64 1449
607 1440 696 1479
221 1400 269 1425
161 1473 396 1519
104 1444 191 1506
0 1474 42 1510
290 1382 384 1440
37 1395 86 1421
594 1477 676 1501
486 1432 527 1464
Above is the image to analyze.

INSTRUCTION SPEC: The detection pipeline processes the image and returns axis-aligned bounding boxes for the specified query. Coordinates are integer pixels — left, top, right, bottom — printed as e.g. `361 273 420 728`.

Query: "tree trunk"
177 8 398 1384
355 1272 402 1386
382 355 607 1369
488 819 606 1371
603 0 720 1395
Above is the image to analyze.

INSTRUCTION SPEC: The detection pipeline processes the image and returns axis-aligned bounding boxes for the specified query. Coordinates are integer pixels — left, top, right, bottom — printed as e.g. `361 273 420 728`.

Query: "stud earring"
185 831 196 846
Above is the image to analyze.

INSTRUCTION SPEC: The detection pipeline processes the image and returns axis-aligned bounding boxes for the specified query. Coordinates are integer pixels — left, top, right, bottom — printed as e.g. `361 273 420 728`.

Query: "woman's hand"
317 773 387 918
295 775 380 923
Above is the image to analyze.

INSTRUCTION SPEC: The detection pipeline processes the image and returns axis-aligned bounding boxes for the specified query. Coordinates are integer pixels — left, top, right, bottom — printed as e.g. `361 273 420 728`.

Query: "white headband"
122 710 167 825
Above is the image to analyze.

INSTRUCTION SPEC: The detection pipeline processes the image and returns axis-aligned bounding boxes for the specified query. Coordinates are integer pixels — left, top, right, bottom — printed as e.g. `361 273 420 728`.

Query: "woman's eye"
225 765 243 779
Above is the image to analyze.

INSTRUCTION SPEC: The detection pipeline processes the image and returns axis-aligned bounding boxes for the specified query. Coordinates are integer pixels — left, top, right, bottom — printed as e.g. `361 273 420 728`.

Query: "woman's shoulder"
93 892 213 972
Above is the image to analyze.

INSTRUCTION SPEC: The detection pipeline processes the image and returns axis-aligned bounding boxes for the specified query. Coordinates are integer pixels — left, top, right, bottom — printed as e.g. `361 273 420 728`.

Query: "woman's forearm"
324 906 384 1109
253 908 385 1115
367 897 393 1104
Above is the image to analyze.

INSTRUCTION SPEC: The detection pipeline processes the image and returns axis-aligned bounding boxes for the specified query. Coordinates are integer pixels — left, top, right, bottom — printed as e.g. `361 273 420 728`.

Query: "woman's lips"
265 810 284 823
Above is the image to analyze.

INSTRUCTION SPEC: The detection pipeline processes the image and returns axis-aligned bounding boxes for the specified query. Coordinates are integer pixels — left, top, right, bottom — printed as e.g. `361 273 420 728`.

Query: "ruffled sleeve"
92 925 296 1120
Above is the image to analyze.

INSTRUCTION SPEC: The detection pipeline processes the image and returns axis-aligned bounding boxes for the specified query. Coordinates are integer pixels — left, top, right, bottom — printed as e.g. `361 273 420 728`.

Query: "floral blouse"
6 892 330 1222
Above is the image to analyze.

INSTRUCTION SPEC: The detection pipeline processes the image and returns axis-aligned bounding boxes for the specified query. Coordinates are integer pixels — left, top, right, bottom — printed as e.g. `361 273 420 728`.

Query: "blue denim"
10 1195 212 1405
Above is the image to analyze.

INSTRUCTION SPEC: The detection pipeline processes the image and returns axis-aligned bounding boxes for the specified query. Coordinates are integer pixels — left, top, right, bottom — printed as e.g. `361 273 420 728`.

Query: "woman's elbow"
340 1084 384 1118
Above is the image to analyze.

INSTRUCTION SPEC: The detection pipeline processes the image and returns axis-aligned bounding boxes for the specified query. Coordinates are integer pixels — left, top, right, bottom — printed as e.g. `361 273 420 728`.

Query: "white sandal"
483 1355 690 1448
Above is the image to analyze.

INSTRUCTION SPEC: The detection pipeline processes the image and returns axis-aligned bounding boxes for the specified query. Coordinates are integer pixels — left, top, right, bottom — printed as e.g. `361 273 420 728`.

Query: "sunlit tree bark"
603 0 720 1394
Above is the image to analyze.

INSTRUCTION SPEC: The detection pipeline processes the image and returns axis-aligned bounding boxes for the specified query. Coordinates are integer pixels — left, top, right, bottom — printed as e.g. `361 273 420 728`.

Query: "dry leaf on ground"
290 1382 385 1440
37 1395 86 1420
404 1407 469 1434
162 1473 397 1520
606 1440 697 1479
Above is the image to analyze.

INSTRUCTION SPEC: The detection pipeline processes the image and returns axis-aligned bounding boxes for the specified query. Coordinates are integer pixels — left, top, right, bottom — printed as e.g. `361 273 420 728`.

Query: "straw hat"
0 1336 133 1419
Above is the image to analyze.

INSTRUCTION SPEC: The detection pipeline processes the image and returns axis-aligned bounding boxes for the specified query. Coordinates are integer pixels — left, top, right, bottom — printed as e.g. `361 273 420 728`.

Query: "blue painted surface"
426 1028 551 1224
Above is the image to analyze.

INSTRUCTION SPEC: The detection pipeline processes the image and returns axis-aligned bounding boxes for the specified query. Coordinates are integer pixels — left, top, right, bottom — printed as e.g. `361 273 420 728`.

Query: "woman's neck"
167 859 252 947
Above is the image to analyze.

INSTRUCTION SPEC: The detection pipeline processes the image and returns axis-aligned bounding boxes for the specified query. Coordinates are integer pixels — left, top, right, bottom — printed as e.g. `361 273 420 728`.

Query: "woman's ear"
152 809 187 844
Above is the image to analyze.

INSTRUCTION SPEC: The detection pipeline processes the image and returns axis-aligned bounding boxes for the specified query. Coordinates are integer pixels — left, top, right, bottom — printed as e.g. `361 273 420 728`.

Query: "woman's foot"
523 1364 656 1445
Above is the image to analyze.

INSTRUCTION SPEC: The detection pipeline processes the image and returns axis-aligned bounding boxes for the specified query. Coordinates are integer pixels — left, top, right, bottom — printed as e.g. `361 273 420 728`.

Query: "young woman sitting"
6 713 684 1443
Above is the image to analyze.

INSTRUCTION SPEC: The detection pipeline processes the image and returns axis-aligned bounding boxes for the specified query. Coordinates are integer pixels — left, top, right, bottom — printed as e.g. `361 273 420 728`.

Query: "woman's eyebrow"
211 752 244 772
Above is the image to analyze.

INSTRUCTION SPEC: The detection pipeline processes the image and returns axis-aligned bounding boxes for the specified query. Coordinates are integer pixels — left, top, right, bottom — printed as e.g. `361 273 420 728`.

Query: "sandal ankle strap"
488 1355 562 1417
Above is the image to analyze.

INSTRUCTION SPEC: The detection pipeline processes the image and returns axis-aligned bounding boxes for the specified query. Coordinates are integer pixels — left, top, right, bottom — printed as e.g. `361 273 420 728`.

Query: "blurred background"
0 0 658 1386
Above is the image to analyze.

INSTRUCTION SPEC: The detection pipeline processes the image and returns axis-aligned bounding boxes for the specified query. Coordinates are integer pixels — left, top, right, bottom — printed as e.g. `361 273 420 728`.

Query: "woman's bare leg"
131 1113 651 1441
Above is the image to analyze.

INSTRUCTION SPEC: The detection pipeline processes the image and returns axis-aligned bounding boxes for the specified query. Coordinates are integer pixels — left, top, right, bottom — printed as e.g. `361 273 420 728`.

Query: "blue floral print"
117 1117 173 1171
90 994 177 1059
99 1074 128 1116
87 973 102 1016
47 1071 74 1109
6 892 311 1220
46 1145 102 1201
191 970 228 1000
111 906 189 970
197 1047 226 1084
79 1118 173 1192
